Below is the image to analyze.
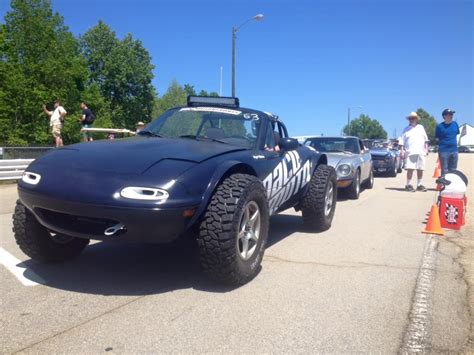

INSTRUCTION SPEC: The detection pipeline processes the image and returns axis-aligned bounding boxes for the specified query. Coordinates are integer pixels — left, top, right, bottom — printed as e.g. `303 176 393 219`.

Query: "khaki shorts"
404 154 426 170
52 123 63 138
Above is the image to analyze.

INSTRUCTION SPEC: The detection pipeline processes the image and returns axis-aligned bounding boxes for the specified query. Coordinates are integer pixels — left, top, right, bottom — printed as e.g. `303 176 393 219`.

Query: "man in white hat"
135 121 145 135
399 112 429 192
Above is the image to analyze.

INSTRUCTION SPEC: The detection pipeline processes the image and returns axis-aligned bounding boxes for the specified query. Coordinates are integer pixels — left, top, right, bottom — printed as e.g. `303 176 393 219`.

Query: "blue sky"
1 0 472 136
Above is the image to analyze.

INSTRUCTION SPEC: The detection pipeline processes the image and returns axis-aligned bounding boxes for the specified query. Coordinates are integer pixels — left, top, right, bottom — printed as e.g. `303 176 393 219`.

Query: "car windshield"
373 141 391 150
362 140 375 149
306 138 360 154
141 107 261 148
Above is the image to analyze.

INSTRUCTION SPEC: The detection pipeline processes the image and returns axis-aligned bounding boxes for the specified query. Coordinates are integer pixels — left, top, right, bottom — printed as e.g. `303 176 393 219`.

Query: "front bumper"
19 187 198 243
337 179 353 188
372 160 393 173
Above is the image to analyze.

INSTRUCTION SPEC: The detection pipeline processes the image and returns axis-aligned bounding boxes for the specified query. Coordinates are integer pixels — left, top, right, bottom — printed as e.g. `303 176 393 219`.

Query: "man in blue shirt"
435 108 460 175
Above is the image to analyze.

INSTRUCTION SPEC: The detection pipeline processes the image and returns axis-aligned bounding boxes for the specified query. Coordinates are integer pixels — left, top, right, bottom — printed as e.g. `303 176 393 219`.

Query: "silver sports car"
304 136 374 199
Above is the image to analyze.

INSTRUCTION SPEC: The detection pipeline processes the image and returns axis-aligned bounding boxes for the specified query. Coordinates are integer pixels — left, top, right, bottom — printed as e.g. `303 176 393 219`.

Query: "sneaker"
405 184 415 192
417 184 427 192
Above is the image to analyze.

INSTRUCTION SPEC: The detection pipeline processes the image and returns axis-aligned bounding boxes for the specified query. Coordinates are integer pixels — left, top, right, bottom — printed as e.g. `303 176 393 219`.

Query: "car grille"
35 208 120 236
371 155 387 161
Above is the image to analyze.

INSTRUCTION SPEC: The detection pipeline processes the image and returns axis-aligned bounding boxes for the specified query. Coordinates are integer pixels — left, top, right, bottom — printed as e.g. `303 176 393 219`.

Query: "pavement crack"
264 254 418 271
399 236 438 353
169 305 196 322
440 233 474 353
12 296 147 354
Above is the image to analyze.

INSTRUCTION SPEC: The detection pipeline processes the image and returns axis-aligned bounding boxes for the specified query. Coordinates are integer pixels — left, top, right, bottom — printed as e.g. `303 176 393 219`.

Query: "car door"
359 139 372 180
260 120 310 215
259 120 287 214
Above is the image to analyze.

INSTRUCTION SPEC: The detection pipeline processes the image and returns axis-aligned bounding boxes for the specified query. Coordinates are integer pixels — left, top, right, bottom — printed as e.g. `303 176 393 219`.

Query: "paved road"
1 154 472 353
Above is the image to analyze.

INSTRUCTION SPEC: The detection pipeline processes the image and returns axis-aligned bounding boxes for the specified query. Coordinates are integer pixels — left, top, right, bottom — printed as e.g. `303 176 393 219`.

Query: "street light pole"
232 26 236 97
231 14 263 97
347 107 351 136
219 66 223 97
347 106 363 136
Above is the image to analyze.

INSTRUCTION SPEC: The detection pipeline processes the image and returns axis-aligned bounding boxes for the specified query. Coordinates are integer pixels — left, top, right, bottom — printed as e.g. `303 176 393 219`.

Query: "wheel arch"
186 161 257 228
316 154 328 167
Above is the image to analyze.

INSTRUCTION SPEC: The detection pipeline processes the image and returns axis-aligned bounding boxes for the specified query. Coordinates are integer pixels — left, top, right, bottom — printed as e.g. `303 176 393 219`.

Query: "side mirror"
279 137 299 151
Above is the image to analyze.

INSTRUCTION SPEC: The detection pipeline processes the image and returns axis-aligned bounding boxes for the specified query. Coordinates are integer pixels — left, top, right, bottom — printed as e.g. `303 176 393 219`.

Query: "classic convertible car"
369 140 403 176
304 136 373 199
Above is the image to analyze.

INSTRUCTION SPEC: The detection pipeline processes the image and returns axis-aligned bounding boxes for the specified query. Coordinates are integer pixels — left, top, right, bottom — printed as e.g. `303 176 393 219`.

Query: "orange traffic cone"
432 161 441 178
422 204 444 235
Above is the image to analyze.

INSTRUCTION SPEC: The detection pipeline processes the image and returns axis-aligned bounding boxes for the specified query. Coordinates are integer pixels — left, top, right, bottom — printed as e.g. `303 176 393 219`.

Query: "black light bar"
187 96 240 108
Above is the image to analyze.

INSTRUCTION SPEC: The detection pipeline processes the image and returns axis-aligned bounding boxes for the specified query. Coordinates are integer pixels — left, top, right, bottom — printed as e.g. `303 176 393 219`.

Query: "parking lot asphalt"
1 154 472 353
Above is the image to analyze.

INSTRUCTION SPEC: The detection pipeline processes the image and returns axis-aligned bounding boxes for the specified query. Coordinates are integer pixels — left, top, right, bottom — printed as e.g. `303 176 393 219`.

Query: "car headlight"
22 171 41 185
120 186 169 201
337 164 352 177
385 155 392 161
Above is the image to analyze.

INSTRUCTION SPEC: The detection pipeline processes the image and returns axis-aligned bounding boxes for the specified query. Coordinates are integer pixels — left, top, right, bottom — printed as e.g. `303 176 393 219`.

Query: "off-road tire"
363 169 374 189
197 174 269 285
300 164 337 232
347 169 361 199
12 201 89 262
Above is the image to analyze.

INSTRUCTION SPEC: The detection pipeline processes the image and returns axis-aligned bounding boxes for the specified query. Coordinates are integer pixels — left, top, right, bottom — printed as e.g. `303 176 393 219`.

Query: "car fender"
297 152 328 198
186 160 256 227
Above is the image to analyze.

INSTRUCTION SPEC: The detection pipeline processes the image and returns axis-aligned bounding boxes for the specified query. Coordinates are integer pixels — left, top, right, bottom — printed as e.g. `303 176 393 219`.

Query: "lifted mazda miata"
14 96 337 285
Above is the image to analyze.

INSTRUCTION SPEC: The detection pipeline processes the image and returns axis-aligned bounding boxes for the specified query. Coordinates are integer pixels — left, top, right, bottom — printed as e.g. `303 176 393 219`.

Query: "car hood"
325 152 354 167
370 149 392 157
31 137 247 175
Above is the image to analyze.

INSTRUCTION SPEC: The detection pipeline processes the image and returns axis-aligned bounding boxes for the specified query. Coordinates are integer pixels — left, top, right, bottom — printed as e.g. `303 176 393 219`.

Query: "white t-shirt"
50 106 67 126
400 124 428 156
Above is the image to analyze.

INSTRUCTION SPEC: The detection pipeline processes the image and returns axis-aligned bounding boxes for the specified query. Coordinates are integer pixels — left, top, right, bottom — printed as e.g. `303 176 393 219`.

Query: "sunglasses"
408 117 417 120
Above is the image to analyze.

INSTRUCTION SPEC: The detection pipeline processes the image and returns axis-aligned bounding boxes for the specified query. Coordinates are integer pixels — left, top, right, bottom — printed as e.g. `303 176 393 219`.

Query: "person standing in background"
436 108 459 175
42 100 66 147
135 121 145 135
79 102 95 142
399 112 429 192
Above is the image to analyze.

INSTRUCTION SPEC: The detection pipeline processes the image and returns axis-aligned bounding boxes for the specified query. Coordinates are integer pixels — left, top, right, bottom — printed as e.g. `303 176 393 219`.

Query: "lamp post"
347 106 362 136
232 14 264 97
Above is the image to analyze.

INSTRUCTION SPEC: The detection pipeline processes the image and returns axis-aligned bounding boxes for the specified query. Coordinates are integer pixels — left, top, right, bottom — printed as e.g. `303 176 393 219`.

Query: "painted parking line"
0 247 45 286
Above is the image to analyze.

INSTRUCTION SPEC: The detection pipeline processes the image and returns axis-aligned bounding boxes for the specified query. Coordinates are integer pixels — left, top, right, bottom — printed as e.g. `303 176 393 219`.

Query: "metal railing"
0 146 53 160
0 159 33 181
0 147 52 181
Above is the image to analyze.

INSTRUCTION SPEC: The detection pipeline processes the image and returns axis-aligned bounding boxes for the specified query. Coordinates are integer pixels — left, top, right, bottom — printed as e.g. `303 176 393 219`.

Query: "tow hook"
104 223 126 236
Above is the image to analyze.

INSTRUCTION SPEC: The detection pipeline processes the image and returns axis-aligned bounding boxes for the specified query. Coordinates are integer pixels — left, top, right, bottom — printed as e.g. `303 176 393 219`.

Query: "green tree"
81 22 155 129
152 80 187 118
0 0 87 145
183 84 196 96
416 108 437 143
343 114 387 139
152 81 224 119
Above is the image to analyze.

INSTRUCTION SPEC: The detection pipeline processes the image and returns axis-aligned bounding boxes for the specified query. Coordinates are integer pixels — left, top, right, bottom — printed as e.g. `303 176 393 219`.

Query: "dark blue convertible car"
13 96 336 285
368 141 403 177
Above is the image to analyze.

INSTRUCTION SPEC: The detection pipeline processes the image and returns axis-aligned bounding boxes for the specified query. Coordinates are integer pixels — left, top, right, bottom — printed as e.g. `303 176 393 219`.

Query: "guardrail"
0 159 34 181
0 146 53 160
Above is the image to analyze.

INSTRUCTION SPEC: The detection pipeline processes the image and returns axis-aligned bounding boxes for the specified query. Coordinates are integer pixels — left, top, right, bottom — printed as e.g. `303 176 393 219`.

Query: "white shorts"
404 154 426 170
